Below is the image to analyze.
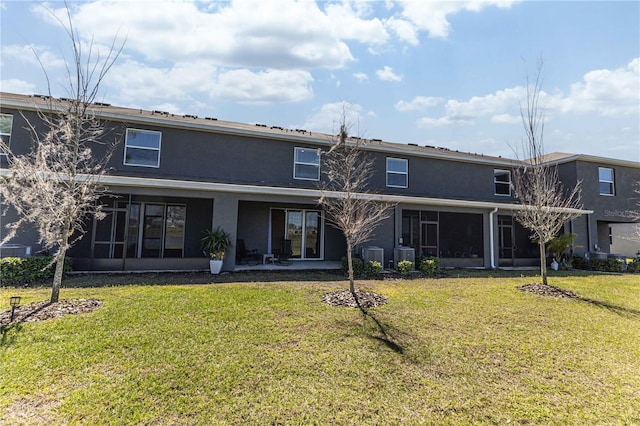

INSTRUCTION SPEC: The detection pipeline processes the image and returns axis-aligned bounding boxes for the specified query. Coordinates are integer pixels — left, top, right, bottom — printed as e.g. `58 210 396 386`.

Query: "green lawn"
1 273 639 425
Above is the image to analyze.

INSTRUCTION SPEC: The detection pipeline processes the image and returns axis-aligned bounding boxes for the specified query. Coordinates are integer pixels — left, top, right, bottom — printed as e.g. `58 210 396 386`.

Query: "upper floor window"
124 128 161 168
0 113 13 154
387 157 408 188
494 169 511 196
598 167 615 196
294 147 320 181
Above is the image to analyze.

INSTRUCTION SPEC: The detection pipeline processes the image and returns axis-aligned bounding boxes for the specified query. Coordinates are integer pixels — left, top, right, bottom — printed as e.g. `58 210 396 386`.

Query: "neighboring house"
550 153 640 257
1 92 638 271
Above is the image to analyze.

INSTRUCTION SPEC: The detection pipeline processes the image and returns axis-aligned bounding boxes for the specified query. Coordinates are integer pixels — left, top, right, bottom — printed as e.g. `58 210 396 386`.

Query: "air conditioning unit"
362 246 384 265
0 244 31 258
394 247 415 267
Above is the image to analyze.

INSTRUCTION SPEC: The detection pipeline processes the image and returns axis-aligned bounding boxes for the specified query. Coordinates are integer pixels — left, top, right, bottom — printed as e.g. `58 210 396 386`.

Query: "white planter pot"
209 259 223 274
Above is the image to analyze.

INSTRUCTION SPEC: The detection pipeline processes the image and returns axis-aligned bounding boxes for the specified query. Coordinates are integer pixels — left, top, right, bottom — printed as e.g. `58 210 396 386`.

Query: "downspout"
489 207 498 269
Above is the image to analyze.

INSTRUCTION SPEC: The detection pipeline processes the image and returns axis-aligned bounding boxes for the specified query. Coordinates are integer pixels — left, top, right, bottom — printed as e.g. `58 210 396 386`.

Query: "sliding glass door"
270 209 323 259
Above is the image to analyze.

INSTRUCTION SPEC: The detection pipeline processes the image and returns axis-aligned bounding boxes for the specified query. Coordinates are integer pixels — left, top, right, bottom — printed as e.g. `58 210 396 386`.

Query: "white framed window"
494 169 511 196
0 113 13 154
294 147 320 181
124 128 161 168
598 167 615 196
387 157 408 188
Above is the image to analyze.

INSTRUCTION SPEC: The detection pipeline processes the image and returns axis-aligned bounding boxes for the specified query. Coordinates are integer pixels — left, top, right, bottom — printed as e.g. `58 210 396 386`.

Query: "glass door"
270 209 323 260
286 210 303 258
304 211 321 259
498 215 515 266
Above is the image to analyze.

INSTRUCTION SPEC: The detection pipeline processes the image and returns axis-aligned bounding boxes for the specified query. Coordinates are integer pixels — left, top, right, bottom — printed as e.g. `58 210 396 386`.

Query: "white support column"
488 207 498 269
212 193 240 271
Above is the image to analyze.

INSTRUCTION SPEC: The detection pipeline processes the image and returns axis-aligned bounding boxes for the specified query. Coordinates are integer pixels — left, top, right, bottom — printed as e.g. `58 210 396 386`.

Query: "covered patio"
234 260 342 272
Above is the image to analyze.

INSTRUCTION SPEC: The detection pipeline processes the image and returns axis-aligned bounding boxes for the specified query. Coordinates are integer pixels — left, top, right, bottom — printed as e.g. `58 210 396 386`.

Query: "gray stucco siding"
575 161 639 223
111 125 327 189
98 117 516 203
2 105 523 205
367 151 513 202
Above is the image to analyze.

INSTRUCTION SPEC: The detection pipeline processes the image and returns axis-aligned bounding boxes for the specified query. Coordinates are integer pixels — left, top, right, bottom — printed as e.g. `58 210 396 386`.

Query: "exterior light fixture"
9 296 21 322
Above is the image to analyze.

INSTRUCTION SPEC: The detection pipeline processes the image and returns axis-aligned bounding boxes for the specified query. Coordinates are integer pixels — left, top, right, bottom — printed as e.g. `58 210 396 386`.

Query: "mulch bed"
0 299 103 327
322 289 388 308
517 283 578 298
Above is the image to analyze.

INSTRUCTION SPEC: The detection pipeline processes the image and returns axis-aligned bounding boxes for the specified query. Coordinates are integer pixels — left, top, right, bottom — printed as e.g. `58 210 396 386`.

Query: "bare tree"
512 62 583 286
319 121 395 293
0 5 123 302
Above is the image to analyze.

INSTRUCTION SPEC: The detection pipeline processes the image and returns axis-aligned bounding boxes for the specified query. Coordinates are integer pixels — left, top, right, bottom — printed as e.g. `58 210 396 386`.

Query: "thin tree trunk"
51 250 66 303
346 240 355 293
51 220 71 303
539 241 548 286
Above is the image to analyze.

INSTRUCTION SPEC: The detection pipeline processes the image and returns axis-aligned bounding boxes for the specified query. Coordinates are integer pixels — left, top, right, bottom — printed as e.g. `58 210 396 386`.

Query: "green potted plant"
547 233 576 270
201 227 231 274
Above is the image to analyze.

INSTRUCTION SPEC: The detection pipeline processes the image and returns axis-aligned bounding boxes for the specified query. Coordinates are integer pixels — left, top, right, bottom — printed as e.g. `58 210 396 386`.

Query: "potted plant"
547 233 576 270
201 227 231 274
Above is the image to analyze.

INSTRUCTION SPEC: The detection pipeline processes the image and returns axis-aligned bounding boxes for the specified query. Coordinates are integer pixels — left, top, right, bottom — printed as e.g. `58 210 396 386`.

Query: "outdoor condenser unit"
362 246 384 265
394 247 415 267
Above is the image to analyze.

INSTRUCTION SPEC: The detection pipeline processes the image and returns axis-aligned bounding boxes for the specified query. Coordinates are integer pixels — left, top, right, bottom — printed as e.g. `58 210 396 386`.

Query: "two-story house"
1 92 638 271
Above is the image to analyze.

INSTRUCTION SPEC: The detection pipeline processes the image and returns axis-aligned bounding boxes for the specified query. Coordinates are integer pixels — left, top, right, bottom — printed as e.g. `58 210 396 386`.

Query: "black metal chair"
275 239 292 265
236 239 260 265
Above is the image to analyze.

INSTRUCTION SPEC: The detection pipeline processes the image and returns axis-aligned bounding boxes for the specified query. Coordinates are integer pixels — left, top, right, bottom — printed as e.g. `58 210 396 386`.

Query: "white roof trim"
542 153 640 169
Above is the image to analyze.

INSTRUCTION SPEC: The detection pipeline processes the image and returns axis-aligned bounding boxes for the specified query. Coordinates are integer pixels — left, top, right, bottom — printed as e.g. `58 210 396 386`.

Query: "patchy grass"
1 273 639 425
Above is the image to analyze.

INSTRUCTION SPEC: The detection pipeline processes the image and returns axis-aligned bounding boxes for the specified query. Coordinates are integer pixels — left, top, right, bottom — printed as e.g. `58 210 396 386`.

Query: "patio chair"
236 239 260 265
275 239 293 265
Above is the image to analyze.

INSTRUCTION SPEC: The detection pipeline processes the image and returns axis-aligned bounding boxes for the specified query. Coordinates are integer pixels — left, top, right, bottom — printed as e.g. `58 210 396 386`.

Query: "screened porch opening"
401 210 484 267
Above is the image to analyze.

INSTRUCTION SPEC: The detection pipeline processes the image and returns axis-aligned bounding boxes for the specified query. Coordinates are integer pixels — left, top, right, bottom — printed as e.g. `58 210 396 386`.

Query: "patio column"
212 193 239 271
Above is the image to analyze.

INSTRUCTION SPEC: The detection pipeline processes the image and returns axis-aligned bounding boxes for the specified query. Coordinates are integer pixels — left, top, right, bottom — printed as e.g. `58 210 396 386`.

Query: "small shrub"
627 259 640 273
0 256 72 285
569 254 627 273
589 258 623 273
396 260 414 276
419 257 439 275
569 254 589 270
341 256 364 276
365 260 382 277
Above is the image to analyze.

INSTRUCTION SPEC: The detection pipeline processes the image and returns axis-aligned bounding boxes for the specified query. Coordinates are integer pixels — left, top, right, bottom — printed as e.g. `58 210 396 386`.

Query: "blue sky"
1 0 638 161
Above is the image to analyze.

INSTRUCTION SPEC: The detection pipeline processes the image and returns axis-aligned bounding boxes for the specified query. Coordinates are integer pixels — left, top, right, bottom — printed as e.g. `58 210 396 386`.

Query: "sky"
1 0 639 162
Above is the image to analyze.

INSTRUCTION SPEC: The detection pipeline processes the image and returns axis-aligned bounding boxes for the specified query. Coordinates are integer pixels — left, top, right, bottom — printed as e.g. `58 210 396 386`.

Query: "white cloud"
213 69 314 104
418 116 473 127
384 16 419 46
416 59 640 140
0 78 36 94
353 72 369 82
491 113 521 124
300 102 366 135
416 86 526 127
151 103 185 116
39 0 401 71
1 44 66 70
395 96 443 112
376 66 403 82
551 57 640 116
445 87 526 119
324 2 389 45
395 1 517 39
105 58 313 106
106 59 217 105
